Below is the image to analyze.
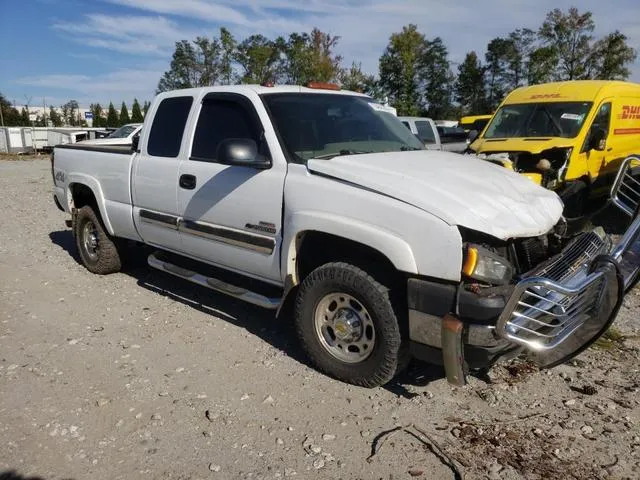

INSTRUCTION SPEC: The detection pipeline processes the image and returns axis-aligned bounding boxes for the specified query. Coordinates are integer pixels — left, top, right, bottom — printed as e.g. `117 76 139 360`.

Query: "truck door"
176 92 286 283
580 99 613 194
131 95 193 251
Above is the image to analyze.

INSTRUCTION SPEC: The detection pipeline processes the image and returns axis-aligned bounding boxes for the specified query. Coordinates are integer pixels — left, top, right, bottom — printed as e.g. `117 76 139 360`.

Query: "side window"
582 102 611 153
191 98 261 162
415 121 436 144
147 96 193 157
401 121 411 131
592 102 611 134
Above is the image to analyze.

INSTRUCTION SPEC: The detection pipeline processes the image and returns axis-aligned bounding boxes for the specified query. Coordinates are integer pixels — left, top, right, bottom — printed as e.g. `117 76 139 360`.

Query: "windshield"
261 93 424 161
483 102 593 139
108 125 138 139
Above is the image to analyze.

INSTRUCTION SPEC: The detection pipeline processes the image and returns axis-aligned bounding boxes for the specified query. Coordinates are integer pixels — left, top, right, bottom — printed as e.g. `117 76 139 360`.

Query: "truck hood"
307 150 563 240
470 137 573 154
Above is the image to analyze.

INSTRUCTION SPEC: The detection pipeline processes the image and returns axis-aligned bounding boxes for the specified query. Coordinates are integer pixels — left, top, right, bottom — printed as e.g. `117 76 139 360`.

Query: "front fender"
66 173 114 235
282 210 418 285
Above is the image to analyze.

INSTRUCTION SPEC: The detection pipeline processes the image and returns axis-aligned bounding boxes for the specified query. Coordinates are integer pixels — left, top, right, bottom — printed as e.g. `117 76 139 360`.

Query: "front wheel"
294 262 402 388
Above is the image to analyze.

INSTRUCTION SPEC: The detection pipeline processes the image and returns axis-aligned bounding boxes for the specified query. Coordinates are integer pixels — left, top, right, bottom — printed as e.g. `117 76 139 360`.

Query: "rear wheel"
74 205 123 274
295 262 402 388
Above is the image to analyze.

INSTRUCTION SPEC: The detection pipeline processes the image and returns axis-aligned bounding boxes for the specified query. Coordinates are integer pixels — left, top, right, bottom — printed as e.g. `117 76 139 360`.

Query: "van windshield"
261 93 424 162
483 102 593 139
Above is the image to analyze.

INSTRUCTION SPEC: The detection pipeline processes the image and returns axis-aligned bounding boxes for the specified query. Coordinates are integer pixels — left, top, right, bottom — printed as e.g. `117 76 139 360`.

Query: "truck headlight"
462 244 514 285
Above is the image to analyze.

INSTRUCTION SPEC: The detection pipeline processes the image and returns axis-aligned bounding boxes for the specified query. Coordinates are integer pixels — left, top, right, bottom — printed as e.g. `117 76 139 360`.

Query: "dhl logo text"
529 93 563 99
619 105 640 120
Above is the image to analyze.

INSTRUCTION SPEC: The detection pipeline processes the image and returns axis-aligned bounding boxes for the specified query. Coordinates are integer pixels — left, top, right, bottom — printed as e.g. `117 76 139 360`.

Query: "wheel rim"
314 292 375 363
82 221 99 261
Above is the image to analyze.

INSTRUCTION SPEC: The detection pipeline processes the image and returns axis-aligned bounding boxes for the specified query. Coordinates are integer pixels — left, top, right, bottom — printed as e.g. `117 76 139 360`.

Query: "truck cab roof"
156 84 372 99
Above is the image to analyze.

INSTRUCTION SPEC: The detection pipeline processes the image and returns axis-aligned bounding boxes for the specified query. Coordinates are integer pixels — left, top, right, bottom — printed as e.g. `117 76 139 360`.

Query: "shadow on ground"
48 229 445 395
0 471 73 480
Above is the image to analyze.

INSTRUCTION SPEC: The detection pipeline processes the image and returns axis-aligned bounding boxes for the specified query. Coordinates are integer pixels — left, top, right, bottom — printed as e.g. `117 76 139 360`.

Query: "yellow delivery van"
469 80 640 215
459 114 493 133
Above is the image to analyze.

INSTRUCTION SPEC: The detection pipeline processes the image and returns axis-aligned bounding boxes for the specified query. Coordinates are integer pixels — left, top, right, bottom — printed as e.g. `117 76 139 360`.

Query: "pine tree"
20 107 31 126
142 101 150 117
119 102 130 126
49 107 63 127
131 99 144 123
106 102 119 128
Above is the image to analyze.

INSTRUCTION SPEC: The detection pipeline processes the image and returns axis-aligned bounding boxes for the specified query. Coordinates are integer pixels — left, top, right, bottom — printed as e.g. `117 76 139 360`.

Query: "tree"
587 31 637 80
420 37 455 119
90 103 105 128
378 24 426 116
61 100 79 126
235 34 283 84
106 102 119 128
49 106 63 127
19 107 30 126
157 38 221 93
0 94 23 126
339 62 377 93
281 29 343 85
143 101 151 117
219 27 237 85
131 99 144 123
455 52 488 115
539 7 594 80
484 37 513 109
119 102 130 126
527 46 557 84
506 28 537 89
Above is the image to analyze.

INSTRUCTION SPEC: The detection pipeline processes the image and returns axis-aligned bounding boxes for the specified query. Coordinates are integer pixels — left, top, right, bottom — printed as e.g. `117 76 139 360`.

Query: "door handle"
179 174 196 190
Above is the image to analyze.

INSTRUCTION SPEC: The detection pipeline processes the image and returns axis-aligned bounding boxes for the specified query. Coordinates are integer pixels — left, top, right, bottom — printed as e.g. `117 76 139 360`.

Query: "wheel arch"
66 174 114 235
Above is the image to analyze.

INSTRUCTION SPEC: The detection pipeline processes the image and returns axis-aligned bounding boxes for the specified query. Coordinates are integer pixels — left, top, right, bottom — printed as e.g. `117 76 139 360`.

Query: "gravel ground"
1 158 639 480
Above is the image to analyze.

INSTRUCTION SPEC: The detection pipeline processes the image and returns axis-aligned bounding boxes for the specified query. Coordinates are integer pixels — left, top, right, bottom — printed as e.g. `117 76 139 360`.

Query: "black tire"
294 262 402 388
74 205 123 275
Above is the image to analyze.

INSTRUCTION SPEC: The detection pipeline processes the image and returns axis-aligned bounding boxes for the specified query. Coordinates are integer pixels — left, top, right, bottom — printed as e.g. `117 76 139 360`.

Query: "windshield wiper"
311 149 372 160
400 146 421 151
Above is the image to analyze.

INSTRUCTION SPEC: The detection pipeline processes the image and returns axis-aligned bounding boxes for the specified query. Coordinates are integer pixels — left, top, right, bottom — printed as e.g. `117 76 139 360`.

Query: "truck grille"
527 229 610 283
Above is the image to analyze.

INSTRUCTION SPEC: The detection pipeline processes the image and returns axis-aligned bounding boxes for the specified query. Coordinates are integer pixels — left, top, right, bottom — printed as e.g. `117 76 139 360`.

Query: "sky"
1 0 639 108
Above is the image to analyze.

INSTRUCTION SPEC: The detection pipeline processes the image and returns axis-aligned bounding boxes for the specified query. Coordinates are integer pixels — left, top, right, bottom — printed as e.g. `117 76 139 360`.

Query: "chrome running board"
148 252 280 310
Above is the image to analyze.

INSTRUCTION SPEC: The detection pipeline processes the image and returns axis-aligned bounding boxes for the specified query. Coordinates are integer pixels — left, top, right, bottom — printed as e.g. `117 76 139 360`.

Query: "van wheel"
74 206 123 274
295 262 402 388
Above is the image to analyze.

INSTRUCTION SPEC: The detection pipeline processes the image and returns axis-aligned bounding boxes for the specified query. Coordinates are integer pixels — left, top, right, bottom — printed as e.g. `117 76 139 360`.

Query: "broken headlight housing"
462 244 515 285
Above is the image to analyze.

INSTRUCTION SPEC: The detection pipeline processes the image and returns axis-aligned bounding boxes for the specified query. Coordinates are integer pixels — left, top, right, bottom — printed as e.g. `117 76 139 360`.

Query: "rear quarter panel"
53 146 140 240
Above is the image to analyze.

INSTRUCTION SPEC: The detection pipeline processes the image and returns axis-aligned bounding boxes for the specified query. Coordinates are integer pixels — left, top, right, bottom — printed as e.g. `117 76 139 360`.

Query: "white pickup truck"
51 84 640 388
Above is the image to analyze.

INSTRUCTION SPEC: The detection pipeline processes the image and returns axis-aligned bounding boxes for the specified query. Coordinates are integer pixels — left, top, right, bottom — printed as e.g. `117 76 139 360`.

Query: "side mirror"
216 138 270 169
589 128 607 151
131 133 140 152
467 129 479 144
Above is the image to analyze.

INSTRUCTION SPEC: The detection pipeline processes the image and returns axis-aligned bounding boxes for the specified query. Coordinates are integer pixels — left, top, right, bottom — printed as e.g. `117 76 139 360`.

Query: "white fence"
0 127 111 154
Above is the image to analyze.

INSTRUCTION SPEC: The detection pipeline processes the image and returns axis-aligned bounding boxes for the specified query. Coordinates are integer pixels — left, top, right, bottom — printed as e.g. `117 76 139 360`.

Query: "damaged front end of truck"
409 156 640 385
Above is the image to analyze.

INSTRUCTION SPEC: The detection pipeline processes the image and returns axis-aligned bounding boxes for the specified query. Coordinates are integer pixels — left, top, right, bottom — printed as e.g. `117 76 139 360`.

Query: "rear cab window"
415 121 436 144
147 96 194 157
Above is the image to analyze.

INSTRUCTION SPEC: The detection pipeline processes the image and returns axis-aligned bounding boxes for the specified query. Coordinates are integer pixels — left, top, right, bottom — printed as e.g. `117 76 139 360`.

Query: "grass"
593 327 626 350
0 152 47 161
